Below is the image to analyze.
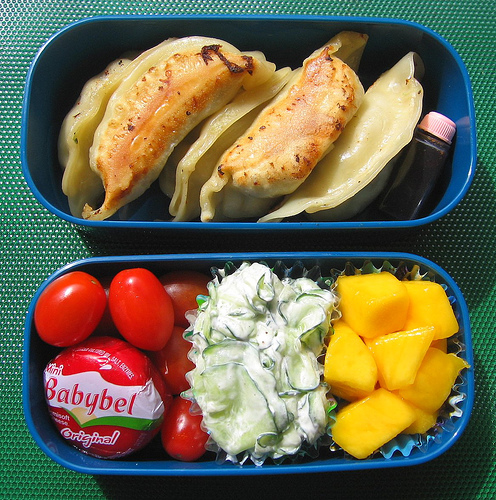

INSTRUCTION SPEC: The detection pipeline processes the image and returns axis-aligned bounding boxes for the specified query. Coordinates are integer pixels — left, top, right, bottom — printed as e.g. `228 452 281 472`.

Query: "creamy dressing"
186 262 336 464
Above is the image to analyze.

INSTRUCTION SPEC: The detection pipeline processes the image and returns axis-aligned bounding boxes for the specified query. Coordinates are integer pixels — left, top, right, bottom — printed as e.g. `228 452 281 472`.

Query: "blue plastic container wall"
21 16 476 230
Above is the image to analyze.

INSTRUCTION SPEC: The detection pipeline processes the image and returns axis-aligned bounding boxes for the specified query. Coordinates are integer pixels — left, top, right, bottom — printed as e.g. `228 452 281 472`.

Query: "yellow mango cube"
332 388 416 459
324 321 378 401
367 326 435 391
402 405 439 435
398 347 470 413
336 272 409 338
403 280 459 340
431 337 448 353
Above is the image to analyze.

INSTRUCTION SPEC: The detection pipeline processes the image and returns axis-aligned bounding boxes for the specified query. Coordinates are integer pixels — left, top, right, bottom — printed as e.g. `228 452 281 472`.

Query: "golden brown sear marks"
213 47 364 199
83 47 256 220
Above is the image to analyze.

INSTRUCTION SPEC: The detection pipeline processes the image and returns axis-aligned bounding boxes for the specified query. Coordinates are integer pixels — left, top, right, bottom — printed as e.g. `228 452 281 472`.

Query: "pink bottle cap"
418 111 456 144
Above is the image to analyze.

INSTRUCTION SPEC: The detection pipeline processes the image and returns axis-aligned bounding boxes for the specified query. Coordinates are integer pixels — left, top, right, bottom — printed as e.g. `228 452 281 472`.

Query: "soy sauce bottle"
378 111 456 220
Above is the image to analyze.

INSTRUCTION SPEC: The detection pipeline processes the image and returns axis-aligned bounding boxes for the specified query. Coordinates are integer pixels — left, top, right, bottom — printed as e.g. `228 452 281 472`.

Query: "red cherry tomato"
93 277 120 338
34 271 107 347
149 326 195 395
160 270 210 327
161 397 208 461
109 268 174 351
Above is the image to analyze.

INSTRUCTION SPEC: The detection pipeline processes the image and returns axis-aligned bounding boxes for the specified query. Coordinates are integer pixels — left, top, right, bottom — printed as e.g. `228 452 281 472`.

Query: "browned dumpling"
259 52 424 223
83 38 275 221
200 44 364 222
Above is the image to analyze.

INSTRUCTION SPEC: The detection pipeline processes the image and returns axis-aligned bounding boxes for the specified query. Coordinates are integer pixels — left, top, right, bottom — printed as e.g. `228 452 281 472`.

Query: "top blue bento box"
21 15 476 230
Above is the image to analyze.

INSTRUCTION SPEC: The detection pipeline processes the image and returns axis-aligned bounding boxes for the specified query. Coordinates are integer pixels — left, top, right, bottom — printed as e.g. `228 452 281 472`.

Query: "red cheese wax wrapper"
43 336 171 459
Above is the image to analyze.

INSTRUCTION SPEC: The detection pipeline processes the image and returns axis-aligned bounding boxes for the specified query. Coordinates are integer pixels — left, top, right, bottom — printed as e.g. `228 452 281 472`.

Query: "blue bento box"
21 15 476 231
23 251 474 475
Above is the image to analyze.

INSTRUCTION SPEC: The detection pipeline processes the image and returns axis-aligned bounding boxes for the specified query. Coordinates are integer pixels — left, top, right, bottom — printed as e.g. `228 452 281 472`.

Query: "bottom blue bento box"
23 252 474 475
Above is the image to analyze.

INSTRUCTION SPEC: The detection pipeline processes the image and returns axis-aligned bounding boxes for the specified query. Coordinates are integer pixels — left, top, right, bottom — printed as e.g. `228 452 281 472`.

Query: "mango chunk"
332 388 416 459
336 272 409 338
367 326 435 391
324 321 378 401
402 405 439 435
431 337 448 353
403 280 459 340
398 347 470 413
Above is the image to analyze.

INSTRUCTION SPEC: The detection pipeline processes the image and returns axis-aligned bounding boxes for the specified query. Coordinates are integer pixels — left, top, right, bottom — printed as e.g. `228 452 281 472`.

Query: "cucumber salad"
185 262 337 465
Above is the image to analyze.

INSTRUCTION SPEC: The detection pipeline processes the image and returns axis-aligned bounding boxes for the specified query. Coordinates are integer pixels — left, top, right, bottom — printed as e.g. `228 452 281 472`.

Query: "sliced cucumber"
187 261 337 463
194 363 278 456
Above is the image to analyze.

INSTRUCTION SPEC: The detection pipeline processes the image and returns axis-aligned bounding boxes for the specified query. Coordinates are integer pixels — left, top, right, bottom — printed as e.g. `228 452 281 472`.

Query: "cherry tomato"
149 326 195 395
161 397 208 461
93 277 120 338
160 270 210 327
34 271 107 347
109 268 174 351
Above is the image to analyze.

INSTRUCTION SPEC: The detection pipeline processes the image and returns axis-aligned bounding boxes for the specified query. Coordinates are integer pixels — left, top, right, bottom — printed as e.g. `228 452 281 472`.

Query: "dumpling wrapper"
59 57 133 217
163 30 368 222
259 52 424 222
164 67 293 221
198 35 365 222
322 30 369 74
83 36 276 221
58 37 190 218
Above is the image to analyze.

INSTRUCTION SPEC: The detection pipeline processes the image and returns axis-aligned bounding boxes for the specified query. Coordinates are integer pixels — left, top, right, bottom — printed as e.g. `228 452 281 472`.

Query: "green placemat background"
2 0 495 498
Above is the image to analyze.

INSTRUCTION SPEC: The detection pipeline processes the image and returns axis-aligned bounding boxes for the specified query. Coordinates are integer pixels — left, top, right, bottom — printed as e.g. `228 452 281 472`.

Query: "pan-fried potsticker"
199 37 365 222
59 36 276 221
85 39 275 221
259 52 424 223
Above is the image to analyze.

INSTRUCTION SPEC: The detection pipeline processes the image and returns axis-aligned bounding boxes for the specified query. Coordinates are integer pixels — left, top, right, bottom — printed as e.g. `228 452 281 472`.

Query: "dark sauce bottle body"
379 112 456 220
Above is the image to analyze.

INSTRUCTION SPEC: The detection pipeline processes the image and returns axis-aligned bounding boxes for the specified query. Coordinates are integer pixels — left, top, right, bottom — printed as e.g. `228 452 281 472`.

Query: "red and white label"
43 336 170 459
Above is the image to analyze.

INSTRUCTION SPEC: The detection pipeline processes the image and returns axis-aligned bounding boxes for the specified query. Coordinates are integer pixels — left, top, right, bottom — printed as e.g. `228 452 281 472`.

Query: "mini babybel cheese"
43 336 171 459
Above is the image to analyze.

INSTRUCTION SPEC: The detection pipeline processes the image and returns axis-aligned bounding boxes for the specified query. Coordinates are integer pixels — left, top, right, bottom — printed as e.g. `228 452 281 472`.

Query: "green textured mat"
2 0 495 498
